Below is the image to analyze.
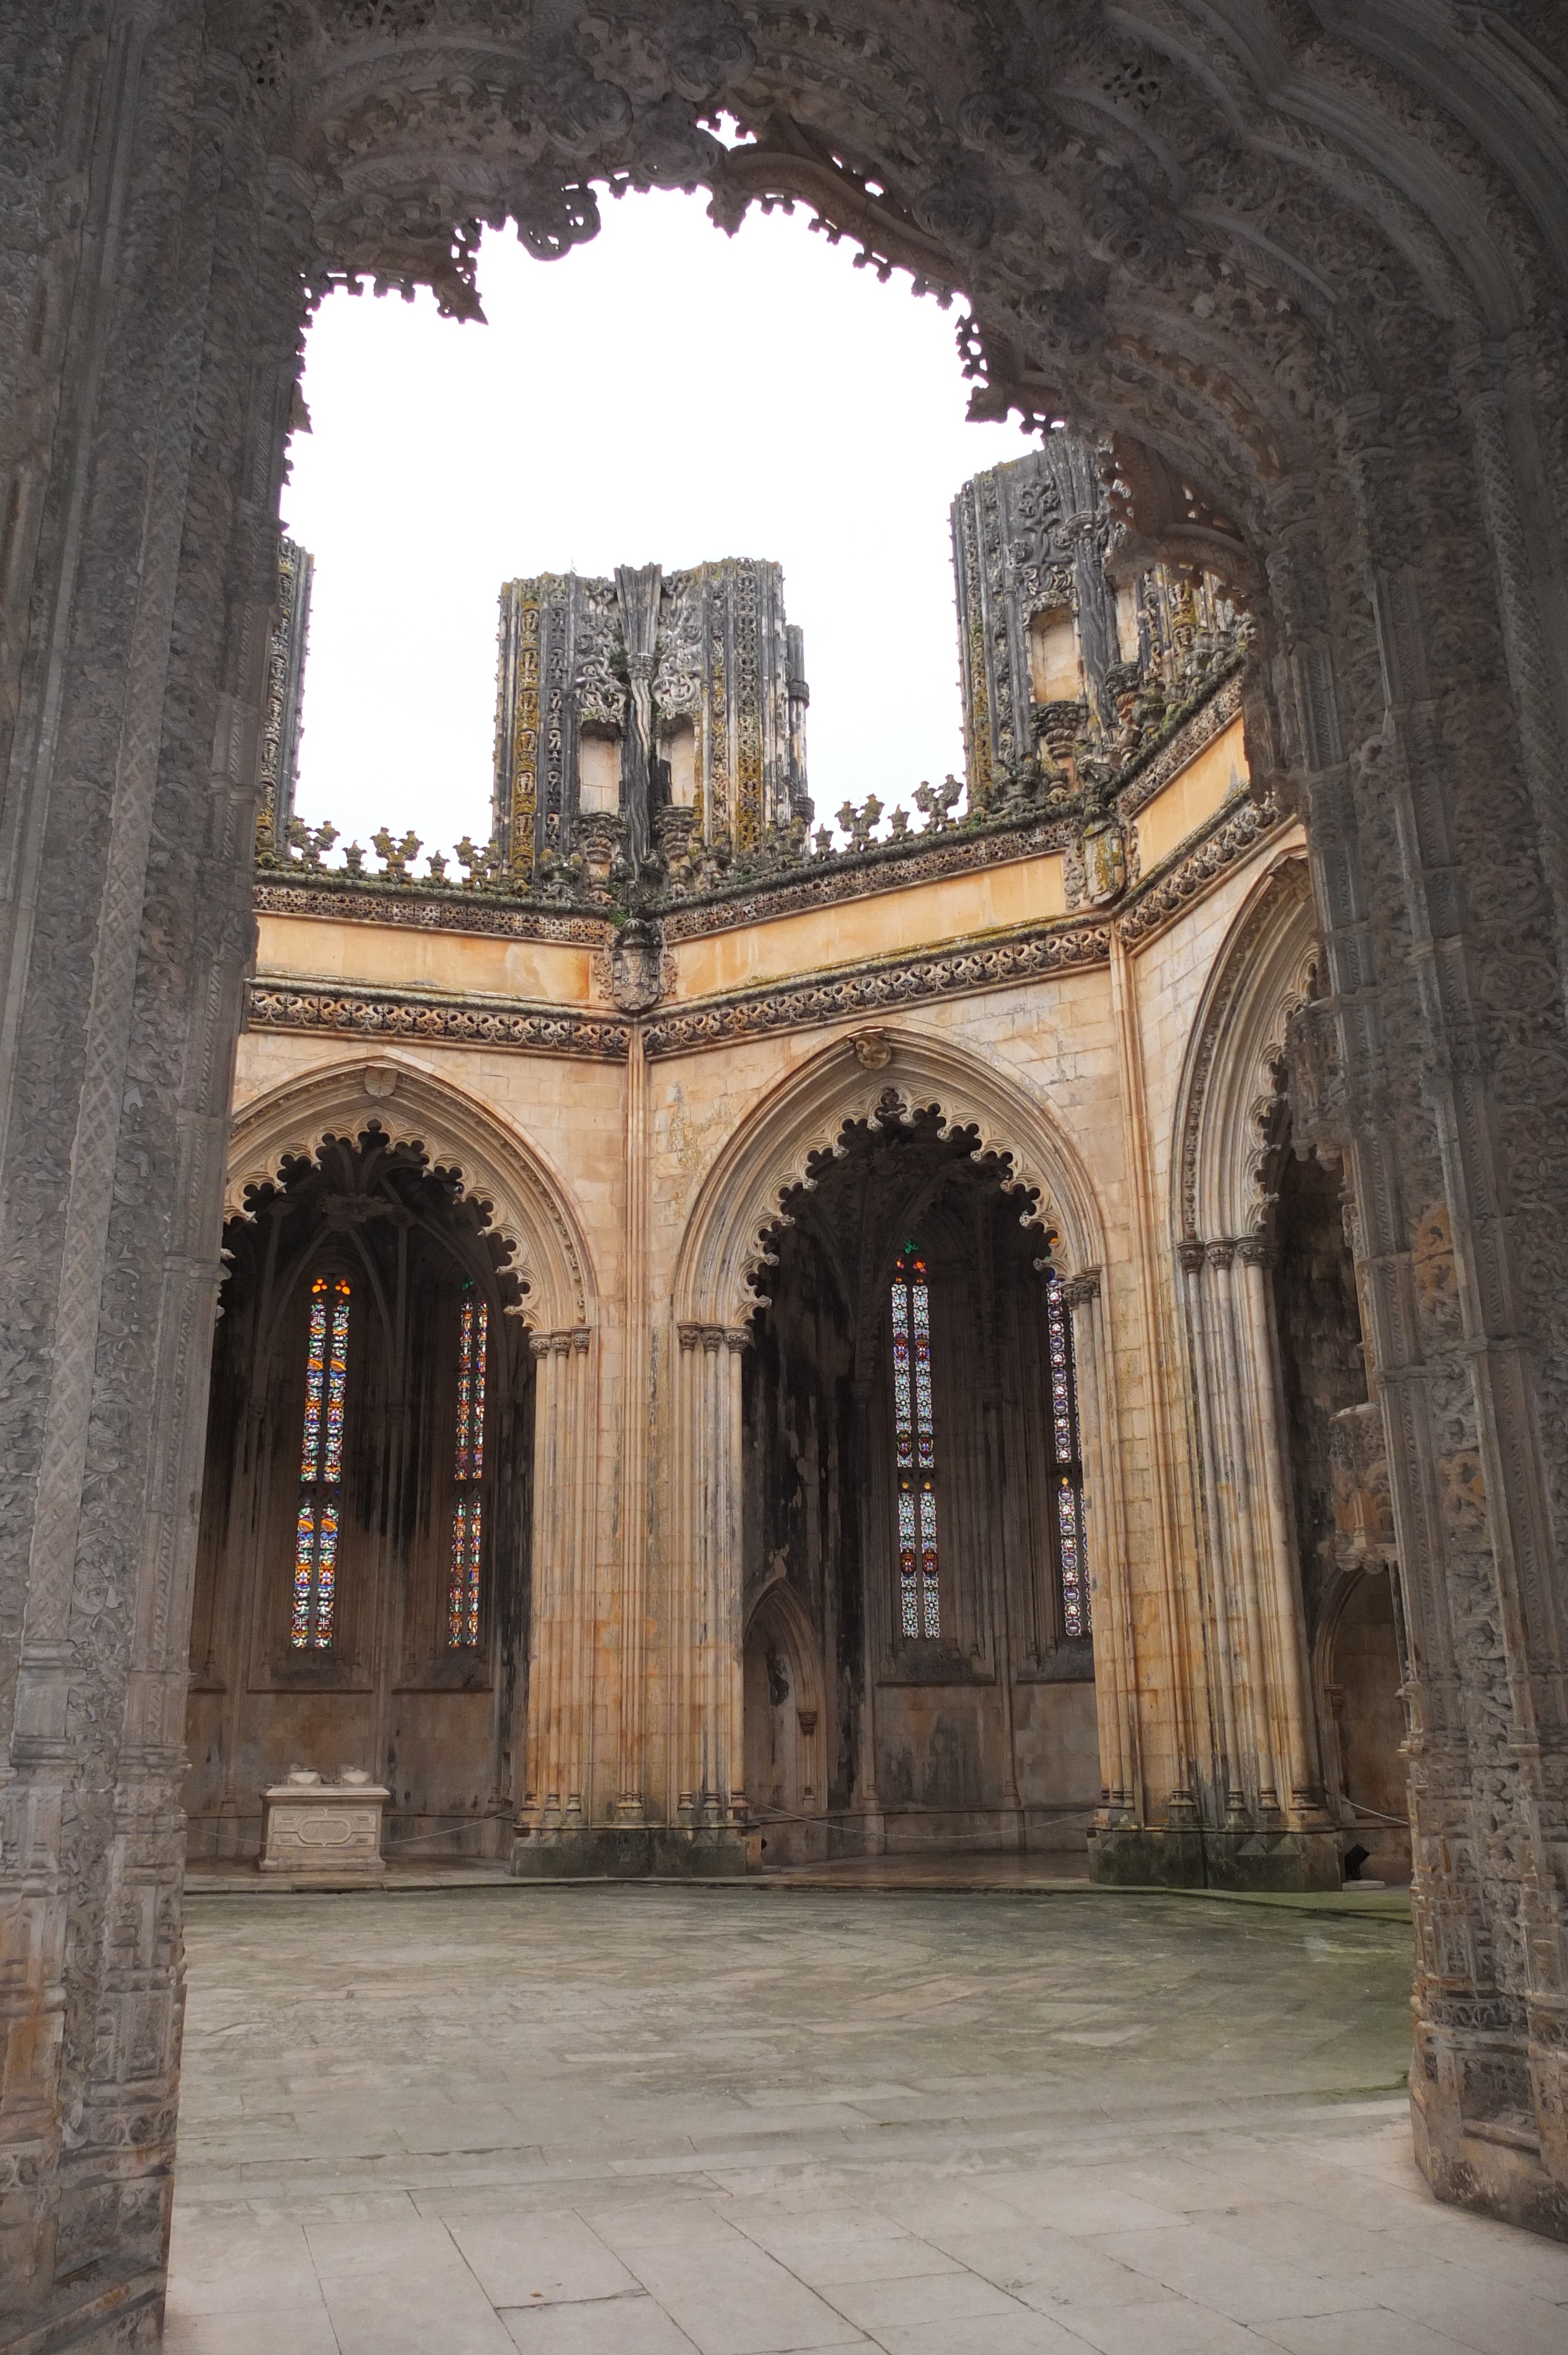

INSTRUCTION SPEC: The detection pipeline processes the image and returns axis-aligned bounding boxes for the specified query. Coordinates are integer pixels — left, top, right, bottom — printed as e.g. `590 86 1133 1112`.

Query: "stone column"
666 1324 749 1873
1206 1242 1283 1817
0 14 308 2330
1107 929 1199 1820
1062 1271 1139 1833
616 1021 650 1826
1175 1238 1337 1890
1273 397 1568 2224
513 1328 596 1872
1176 1242 1247 1827
1234 1235 1325 1828
851 1376 885 1853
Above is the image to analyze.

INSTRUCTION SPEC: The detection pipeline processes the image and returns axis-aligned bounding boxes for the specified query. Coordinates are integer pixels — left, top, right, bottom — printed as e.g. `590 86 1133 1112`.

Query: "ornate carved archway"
6 9 1568 2326
228 1053 597 1331
1172 854 1319 1248
673 1024 1111 1330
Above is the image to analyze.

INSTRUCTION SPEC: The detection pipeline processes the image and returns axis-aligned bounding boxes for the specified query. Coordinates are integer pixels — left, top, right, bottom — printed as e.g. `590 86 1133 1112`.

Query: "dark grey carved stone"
4 10 1568 2344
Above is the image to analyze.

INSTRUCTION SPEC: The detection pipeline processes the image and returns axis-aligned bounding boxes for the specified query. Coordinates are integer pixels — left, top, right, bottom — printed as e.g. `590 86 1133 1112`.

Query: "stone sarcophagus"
258 1768 388 1879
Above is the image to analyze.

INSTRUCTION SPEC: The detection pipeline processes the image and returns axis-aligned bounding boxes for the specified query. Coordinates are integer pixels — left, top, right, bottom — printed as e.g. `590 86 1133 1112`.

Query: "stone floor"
169 1885 1568 2354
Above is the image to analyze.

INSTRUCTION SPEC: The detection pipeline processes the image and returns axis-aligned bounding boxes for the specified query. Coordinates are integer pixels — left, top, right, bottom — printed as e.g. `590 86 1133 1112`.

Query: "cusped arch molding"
674 1026 1109 1329
1173 855 1320 1245
226 1053 596 1329
257 4 1563 583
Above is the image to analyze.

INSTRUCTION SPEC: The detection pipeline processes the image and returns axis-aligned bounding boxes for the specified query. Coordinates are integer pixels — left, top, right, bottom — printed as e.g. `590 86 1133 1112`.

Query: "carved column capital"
1058 1269 1101 1311
1234 1234 1275 1270
1205 1239 1236 1271
530 1327 579 1358
1176 1239 1207 1273
679 1319 752 1354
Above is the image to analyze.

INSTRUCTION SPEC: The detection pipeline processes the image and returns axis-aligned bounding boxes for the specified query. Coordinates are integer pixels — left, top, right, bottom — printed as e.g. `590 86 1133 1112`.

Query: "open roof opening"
283 186 1031 861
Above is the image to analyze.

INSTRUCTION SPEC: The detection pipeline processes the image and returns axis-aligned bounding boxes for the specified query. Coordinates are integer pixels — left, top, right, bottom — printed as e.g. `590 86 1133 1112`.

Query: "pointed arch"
672 1026 1112 1330
227 1052 597 1330
1171 856 1320 1246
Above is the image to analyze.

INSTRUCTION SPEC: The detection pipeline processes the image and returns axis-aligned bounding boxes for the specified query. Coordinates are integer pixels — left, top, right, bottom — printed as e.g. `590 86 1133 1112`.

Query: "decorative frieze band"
659 811 1079 942
254 880 613 946
645 921 1112 1059
1113 672 1244 824
1115 790 1284 944
245 980 630 1058
247 793 1279 1062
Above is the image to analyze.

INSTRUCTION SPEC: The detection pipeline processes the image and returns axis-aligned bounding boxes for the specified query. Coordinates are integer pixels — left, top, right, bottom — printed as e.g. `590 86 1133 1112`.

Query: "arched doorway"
185 1120 533 1863
739 1094 1100 1865
669 1026 1118 1873
8 11 1568 2313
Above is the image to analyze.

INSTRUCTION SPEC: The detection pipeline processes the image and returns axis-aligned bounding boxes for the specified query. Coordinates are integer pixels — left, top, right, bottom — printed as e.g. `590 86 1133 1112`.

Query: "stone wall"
4 6 1568 2340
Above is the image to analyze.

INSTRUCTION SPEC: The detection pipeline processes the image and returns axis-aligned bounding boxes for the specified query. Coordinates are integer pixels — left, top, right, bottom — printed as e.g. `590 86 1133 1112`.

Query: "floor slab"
167 1885 1568 2354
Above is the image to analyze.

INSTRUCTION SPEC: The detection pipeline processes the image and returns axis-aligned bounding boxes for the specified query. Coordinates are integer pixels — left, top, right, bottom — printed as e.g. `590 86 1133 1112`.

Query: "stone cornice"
245 980 630 1058
244 786 1288 1060
253 880 614 946
1114 672 1244 825
657 810 1079 941
1114 790 1285 945
251 665 1244 945
643 920 1112 1059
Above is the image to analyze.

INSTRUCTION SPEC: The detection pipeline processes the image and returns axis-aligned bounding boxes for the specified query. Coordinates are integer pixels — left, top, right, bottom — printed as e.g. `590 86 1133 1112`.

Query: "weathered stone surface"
4 6 1568 2341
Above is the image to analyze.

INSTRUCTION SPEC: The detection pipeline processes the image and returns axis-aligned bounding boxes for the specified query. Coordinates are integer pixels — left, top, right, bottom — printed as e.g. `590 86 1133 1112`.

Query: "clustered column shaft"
519 1330 595 1829
673 1323 749 1824
1181 1236 1323 1826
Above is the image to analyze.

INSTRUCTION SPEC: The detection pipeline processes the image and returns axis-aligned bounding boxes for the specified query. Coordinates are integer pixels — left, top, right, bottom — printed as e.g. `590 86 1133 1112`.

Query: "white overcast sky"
282 186 1032 859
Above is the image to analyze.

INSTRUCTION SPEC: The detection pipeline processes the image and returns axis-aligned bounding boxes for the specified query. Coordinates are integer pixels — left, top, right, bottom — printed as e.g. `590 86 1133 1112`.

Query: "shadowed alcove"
185 1123 533 1863
743 1102 1097 1865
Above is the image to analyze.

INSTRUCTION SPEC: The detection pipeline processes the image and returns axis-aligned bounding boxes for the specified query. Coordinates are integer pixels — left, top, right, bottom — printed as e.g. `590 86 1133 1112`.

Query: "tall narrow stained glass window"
292 1275 350 1648
1045 1269 1089 1639
891 1241 941 1640
447 1283 489 1648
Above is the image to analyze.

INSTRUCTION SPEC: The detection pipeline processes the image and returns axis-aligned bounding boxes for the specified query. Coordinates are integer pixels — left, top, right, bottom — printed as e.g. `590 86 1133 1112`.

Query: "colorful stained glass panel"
447 1286 489 1648
1045 1271 1089 1640
291 1276 350 1649
891 1245 940 1641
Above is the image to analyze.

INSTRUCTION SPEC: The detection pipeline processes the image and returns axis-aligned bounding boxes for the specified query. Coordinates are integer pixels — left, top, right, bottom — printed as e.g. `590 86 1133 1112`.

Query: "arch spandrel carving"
226 1053 596 1329
673 1026 1112 1329
246 4 1564 583
1172 854 1319 1245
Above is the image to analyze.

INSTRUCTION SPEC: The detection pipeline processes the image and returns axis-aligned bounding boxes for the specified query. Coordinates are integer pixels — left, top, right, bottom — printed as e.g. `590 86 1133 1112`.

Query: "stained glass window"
447 1285 489 1648
1045 1269 1089 1639
891 1242 941 1640
291 1275 350 1648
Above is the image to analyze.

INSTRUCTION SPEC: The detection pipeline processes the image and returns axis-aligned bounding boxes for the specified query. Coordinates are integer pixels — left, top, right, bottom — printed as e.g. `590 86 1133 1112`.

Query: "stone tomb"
258 1769 388 1881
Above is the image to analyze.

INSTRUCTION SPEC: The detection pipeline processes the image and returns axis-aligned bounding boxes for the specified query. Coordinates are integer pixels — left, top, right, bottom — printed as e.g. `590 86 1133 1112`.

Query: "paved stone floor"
169 1886 1568 2354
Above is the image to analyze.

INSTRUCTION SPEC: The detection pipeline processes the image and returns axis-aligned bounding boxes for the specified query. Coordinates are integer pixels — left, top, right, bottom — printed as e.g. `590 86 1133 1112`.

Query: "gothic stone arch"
5 5 1568 2330
1174 854 1319 1250
228 1053 597 1332
673 1026 1111 1331
670 1021 1130 1850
